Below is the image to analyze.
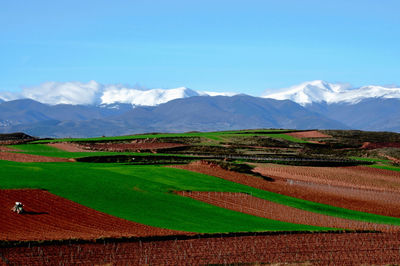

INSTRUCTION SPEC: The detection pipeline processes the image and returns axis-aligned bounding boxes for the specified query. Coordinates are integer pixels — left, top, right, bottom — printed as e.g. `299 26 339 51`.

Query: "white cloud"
0 81 236 106
22 80 102 105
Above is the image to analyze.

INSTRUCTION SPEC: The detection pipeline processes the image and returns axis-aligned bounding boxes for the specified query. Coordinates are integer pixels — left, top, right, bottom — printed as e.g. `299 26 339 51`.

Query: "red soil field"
177 191 398 232
47 143 92 152
253 164 400 193
0 152 72 163
285 130 332 138
171 161 400 218
361 142 400 149
0 189 184 241
0 146 18 152
80 142 186 152
2 232 400 265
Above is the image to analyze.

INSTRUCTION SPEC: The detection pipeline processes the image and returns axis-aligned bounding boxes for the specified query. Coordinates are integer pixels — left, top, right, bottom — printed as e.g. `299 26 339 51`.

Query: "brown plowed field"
0 152 72 163
0 189 184 241
253 164 400 193
177 191 398 232
47 143 92 152
171 161 400 218
80 142 186 152
3 232 400 265
285 130 332 138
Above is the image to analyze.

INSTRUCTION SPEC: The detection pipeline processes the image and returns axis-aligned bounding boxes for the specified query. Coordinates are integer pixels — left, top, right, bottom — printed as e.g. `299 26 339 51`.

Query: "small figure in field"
11 202 24 214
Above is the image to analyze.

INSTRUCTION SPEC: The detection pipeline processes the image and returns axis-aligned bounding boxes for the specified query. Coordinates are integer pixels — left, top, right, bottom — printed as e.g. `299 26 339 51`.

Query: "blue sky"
1 0 399 96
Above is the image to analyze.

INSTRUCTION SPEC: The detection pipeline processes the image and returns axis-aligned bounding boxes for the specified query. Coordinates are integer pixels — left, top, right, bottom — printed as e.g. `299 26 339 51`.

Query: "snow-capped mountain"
263 80 400 106
101 86 236 106
0 81 237 107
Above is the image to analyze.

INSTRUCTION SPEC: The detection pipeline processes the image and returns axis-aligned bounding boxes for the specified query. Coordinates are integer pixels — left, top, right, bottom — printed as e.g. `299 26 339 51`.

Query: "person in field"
11 202 24 214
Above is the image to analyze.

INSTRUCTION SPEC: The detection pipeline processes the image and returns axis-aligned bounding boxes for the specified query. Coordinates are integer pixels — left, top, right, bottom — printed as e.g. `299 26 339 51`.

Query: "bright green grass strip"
350 157 400 172
370 164 400 172
1 161 399 233
9 144 192 159
9 144 65 153
266 134 308 143
0 160 328 233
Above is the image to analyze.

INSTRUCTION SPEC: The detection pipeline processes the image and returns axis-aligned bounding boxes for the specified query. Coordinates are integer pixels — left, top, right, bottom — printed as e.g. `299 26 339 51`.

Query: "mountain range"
0 80 399 137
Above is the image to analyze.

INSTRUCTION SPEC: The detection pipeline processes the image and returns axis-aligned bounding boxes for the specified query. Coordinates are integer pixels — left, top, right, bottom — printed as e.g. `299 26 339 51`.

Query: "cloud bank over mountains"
0 81 236 106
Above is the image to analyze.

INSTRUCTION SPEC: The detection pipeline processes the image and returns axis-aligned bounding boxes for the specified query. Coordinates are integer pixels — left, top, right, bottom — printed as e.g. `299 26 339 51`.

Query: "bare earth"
47 143 92 152
0 189 184 241
3 232 400 265
0 152 72 163
285 130 332 138
0 146 18 152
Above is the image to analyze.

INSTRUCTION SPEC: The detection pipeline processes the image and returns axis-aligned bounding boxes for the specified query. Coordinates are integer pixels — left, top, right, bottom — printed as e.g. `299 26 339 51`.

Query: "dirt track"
3 232 400 265
0 152 72 163
171 161 400 218
0 189 184 241
177 191 399 232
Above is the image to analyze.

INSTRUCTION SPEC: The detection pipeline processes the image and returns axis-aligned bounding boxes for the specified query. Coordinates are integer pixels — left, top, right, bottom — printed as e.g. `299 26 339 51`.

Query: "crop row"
2 232 400 265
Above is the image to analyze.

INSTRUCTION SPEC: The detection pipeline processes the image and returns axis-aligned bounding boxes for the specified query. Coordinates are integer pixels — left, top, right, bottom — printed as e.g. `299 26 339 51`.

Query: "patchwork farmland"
1 129 400 264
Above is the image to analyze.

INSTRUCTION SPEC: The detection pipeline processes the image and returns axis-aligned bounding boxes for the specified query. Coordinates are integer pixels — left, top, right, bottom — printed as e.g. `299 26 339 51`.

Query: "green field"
31 130 306 144
351 156 400 172
0 160 325 233
2 159 400 233
8 144 190 159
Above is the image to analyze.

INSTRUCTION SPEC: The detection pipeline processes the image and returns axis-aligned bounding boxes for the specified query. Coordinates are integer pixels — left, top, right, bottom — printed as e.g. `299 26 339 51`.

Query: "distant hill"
0 96 348 138
306 98 400 132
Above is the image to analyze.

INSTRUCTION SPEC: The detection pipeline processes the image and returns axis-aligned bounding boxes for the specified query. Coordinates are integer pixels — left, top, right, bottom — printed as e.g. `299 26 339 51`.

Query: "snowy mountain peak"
263 80 400 106
100 86 203 106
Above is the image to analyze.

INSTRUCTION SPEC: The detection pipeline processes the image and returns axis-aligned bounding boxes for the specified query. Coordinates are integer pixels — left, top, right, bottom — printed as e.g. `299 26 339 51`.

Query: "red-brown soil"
379 152 400 164
0 189 184 241
285 130 332 138
171 161 400 218
80 142 186 152
361 142 400 149
0 152 72 163
47 143 92 152
0 146 18 152
2 232 400 265
177 191 398 232
253 164 400 193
